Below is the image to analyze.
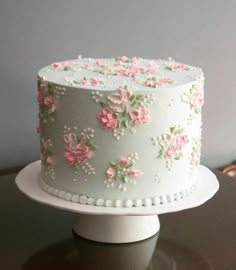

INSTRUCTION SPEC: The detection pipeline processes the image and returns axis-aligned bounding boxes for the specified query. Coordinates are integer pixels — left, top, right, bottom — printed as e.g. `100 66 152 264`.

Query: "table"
0 169 235 269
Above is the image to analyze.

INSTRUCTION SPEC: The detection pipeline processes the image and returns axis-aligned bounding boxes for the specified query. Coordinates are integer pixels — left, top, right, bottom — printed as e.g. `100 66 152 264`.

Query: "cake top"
38 56 203 91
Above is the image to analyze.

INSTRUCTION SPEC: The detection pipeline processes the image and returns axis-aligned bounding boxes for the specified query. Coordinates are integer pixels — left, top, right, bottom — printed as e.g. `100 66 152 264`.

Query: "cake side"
37 56 204 207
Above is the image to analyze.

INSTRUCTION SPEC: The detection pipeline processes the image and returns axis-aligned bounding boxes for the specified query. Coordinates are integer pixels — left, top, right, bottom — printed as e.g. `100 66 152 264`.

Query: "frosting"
38 56 204 208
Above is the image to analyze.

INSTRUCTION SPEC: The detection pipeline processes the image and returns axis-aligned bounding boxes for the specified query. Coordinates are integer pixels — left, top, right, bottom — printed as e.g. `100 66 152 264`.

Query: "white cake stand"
15 161 219 243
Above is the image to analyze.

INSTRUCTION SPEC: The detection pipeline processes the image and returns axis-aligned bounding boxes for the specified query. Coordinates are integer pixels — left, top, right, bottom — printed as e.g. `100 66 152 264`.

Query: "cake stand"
15 161 219 243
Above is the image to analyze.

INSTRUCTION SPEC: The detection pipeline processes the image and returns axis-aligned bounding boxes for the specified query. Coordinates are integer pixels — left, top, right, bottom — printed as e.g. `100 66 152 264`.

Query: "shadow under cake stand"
15 161 219 244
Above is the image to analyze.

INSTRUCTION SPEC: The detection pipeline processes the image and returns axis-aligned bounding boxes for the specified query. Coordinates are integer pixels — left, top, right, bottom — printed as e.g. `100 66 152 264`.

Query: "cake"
37 56 204 207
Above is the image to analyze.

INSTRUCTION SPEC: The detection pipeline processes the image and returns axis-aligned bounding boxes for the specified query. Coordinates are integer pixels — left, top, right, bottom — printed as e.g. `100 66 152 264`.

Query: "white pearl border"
38 176 197 208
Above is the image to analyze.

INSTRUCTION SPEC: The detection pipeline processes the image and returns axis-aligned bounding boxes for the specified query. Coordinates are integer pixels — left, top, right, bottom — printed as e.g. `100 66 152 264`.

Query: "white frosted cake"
37 56 204 207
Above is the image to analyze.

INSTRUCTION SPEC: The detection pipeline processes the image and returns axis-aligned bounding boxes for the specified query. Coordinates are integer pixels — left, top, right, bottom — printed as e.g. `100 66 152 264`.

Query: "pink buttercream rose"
107 88 131 112
131 57 138 63
175 135 189 150
37 90 45 107
118 56 129 63
156 77 173 86
174 64 187 71
165 145 178 159
97 108 117 129
41 138 48 150
74 141 92 164
39 78 48 92
106 167 116 178
52 61 70 71
90 78 99 86
64 141 92 166
80 79 89 85
128 170 142 177
64 151 76 166
44 95 56 114
129 106 150 126
190 90 204 111
119 159 129 167
46 156 55 166
117 65 145 77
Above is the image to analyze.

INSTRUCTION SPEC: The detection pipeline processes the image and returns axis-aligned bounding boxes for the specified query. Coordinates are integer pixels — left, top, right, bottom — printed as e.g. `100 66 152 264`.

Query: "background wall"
0 0 235 169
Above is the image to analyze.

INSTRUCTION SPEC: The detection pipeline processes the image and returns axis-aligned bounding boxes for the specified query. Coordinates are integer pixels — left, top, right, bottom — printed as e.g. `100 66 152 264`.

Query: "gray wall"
0 0 235 169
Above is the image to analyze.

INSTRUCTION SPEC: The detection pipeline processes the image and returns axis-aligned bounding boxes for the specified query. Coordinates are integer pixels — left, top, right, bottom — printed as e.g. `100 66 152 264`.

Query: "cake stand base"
15 161 219 243
73 214 159 243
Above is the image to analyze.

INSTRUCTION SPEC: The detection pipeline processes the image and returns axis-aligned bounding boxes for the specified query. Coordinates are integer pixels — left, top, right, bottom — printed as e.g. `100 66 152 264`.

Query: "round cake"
37 56 204 207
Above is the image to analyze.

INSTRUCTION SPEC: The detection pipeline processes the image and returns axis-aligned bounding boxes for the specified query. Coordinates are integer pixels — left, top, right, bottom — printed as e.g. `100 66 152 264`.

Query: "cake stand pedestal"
73 214 159 243
15 161 219 243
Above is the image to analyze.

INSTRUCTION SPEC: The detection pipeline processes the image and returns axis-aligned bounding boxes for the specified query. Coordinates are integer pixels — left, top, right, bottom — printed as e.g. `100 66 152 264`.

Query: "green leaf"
121 110 128 117
122 175 128 183
74 162 80 170
90 145 96 151
99 101 106 107
131 99 138 107
126 162 133 169
173 128 184 135
122 120 129 128
117 118 123 128
129 95 136 102
136 95 144 101
170 127 175 134
110 161 117 166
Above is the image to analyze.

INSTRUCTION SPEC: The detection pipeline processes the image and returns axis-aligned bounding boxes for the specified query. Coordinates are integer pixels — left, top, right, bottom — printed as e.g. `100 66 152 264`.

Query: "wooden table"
1 169 235 269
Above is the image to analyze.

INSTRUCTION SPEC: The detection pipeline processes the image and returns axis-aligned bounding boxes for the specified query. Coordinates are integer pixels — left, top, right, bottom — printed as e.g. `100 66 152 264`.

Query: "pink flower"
74 141 92 164
90 78 99 86
143 80 151 86
64 151 76 166
37 90 45 107
157 77 173 86
44 95 56 114
119 159 129 167
129 106 150 126
190 90 204 112
128 170 142 177
165 145 178 159
97 108 117 129
117 68 131 76
106 167 116 178
180 135 189 144
46 156 55 166
175 64 187 71
107 88 131 112
117 65 145 77
175 135 189 150
64 141 92 166
80 79 89 85
51 61 70 71
118 56 129 62
148 68 158 74
41 138 48 150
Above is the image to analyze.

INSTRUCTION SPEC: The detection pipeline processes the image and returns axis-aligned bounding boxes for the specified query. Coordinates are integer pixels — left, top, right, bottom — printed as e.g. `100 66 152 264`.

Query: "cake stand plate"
15 161 219 243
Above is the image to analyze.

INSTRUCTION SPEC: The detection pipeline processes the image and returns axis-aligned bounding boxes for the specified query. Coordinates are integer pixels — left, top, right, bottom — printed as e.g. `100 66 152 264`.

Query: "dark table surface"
1 169 235 270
